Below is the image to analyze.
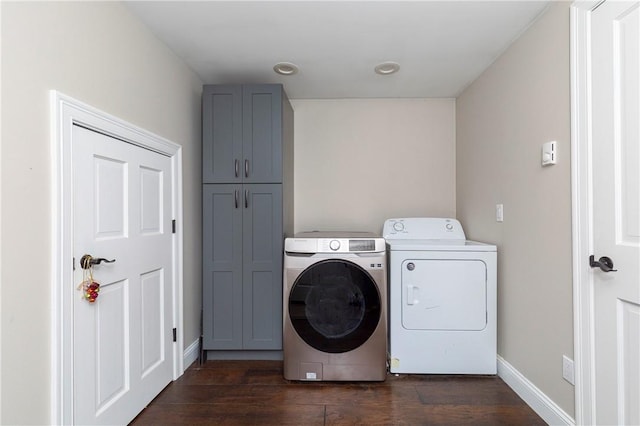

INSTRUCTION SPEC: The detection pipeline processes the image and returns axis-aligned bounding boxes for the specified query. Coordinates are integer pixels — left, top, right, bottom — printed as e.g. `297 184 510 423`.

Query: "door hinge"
172 219 176 234
173 328 177 342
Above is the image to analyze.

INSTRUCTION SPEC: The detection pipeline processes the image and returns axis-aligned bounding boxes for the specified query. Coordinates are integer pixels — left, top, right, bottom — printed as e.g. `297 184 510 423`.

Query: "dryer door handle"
407 285 418 305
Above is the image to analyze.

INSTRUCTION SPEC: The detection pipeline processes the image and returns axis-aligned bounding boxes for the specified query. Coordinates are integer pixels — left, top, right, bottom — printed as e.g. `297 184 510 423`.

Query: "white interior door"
591 1 640 424
72 125 174 425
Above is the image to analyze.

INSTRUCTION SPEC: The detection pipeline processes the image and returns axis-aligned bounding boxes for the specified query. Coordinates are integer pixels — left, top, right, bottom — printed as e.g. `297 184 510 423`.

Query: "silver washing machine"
283 232 387 381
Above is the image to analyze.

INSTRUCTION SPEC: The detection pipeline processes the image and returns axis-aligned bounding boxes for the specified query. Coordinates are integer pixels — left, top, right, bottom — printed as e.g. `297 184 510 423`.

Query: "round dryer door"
288 259 381 353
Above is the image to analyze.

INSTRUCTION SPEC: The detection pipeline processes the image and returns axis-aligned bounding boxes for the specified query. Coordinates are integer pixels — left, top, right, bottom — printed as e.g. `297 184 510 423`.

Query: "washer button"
393 222 405 232
329 240 341 251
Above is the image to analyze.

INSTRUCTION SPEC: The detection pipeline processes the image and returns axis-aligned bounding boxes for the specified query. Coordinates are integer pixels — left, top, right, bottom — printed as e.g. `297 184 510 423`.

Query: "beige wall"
0 2 202 423
292 99 456 234
0 0 576 422
456 1 574 416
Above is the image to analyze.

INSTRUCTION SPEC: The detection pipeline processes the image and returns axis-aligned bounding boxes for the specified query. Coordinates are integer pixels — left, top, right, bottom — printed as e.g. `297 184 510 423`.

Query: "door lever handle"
80 254 115 270
589 255 617 272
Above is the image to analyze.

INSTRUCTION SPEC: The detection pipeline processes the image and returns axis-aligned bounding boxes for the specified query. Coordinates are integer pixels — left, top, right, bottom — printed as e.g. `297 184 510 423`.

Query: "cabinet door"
242 85 283 183
242 184 283 349
202 184 243 349
203 85 242 183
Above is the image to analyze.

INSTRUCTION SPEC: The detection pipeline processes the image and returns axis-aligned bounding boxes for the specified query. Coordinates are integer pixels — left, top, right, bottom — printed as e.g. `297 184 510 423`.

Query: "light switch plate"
562 355 575 385
542 141 557 166
496 204 504 222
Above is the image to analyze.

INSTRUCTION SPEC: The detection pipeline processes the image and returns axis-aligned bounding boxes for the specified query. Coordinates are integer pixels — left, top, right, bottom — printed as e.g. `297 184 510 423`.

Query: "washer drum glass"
288 259 381 353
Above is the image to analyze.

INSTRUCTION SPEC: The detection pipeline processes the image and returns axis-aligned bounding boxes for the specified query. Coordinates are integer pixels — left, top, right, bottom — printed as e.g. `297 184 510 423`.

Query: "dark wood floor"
131 360 546 425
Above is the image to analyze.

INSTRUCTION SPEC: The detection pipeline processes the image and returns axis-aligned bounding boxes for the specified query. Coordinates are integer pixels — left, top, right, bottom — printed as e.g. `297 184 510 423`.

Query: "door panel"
401 259 487 331
616 5 640 245
139 166 163 235
248 188 277 262
249 271 276 342
242 184 283 349
243 85 283 183
93 279 128 415
73 125 173 425
618 300 640 424
94 156 127 239
140 268 165 375
591 2 640 424
202 184 243 349
202 85 242 183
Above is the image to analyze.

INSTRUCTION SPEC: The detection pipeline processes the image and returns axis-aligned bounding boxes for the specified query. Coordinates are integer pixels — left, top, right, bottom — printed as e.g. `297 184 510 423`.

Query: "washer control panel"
383 218 466 240
285 233 385 254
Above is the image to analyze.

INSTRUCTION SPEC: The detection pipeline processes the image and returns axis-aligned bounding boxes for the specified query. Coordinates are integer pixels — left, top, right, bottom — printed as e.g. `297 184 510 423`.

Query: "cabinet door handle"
244 189 249 208
244 159 249 178
234 190 239 208
234 159 239 178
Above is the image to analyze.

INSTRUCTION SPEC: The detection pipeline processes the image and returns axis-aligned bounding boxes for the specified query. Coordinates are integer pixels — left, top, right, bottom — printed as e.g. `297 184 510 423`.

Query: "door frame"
570 1 605 424
50 91 184 424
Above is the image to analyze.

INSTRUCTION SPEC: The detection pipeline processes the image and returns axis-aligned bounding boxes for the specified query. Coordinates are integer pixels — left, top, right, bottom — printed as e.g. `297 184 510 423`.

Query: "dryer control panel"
383 218 466 240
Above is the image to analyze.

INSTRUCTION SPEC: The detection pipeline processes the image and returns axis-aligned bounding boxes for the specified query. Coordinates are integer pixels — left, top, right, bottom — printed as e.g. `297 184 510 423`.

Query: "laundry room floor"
131 360 546 425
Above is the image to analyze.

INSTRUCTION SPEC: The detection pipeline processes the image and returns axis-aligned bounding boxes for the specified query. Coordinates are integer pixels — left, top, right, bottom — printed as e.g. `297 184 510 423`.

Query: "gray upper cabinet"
203 84 284 184
202 84 293 356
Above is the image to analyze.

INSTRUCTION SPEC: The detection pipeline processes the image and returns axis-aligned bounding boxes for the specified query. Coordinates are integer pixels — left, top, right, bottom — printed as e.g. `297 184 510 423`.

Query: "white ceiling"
125 1 551 99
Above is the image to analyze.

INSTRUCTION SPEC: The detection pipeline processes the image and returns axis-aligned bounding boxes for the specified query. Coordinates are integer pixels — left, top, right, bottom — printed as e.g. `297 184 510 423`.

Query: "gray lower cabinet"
202 183 283 350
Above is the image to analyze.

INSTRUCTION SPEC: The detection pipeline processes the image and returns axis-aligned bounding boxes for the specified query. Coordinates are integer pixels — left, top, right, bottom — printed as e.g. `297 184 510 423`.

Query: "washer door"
288 259 381 353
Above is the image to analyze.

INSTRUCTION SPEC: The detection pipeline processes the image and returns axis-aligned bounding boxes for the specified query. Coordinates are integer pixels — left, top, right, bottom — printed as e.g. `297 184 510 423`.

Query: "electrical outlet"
562 355 574 385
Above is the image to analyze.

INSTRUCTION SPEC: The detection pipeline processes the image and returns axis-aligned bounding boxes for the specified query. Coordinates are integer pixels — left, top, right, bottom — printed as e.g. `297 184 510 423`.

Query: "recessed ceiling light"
273 62 299 76
374 62 400 75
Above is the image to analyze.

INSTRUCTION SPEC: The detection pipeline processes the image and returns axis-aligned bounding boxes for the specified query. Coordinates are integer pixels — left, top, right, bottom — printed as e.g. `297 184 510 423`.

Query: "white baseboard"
183 338 200 368
497 356 575 425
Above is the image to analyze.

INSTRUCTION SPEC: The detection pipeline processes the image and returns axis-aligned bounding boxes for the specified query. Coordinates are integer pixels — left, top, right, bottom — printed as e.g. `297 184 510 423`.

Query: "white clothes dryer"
283 232 387 381
384 218 497 374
